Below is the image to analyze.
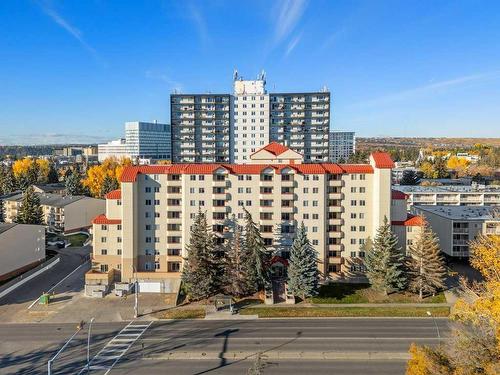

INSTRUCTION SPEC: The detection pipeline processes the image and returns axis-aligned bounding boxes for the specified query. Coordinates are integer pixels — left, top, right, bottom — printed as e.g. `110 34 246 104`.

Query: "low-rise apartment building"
390 190 423 254
4 193 105 233
395 185 500 207
412 205 500 258
87 142 395 292
0 223 46 281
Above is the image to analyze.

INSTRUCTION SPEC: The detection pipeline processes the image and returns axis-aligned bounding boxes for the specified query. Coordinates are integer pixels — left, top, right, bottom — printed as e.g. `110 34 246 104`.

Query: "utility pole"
87 317 95 373
132 265 138 319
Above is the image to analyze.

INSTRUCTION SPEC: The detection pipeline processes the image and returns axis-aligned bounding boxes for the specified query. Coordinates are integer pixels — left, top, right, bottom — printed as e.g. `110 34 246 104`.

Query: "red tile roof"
392 214 424 227
92 214 122 225
253 142 291 156
371 152 395 169
119 161 378 182
391 190 407 200
105 189 121 199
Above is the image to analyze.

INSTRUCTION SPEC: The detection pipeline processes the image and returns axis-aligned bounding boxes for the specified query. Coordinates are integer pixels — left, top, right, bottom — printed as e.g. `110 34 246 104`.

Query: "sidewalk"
249 302 451 308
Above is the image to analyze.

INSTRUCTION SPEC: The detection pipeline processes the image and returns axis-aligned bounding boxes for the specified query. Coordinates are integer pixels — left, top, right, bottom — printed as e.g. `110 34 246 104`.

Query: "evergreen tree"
1 167 17 193
27 160 40 185
100 175 119 198
400 169 420 185
182 211 221 300
15 186 44 225
407 220 446 299
47 163 59 183
287 222 319 299
223 224 250 297
364 217 407 294
0 199 4 223
65 169 84 196
242 207 271 292
434 157 449 179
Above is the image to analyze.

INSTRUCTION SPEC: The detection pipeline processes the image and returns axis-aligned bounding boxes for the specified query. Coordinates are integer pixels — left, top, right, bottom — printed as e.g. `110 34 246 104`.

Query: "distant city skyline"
1 0 500 145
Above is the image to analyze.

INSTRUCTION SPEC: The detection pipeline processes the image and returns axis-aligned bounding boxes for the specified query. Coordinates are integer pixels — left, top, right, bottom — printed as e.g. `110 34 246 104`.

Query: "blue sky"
1 0 499 145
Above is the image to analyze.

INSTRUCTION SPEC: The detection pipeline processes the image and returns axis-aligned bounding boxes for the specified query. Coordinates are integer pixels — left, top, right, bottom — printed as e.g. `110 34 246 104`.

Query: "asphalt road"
0 246 90 321
0 318 449 375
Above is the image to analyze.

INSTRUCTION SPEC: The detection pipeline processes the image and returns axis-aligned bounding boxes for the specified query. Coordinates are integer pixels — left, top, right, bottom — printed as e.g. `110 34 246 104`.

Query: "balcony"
328 179 343 187
328 206 343 213
328 193 343 200
329 231 344 239
213 205 229 213
212 179 229 188
328 257 343 265
328 244 343 252
328 218 343 226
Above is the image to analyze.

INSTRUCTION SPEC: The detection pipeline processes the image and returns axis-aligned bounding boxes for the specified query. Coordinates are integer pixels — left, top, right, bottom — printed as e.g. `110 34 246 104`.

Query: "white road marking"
27 259 90 310
78 320 152 374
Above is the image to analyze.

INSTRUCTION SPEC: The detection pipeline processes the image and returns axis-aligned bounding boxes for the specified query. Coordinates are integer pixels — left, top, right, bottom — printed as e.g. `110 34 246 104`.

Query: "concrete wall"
64 198 105 232
0 224 45 280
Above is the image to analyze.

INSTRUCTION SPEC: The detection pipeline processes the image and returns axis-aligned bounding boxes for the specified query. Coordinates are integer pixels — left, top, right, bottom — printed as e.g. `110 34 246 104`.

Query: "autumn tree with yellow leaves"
446 156 470 178
82 157 131 198
12 158 50 189
406 234 500 375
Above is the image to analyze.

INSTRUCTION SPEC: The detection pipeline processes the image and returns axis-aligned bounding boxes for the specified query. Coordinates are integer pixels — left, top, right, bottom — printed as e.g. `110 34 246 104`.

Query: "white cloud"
36 0 104 64
353 71 500 108
187 2 211 48
145 70 183 92
273 0 308 43
284 33 302 57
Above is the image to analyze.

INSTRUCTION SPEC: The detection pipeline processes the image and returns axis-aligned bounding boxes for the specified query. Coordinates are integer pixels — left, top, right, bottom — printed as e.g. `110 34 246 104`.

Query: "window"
145 187 151 193
154 237 160 243
155 212 160 218
101 249 107 255
168 262 181 272
154 187 160 193
101 224 107 230
350 251 356 258
359 213 365 219
303 188 309 193
351 200 357 206
312 240 319 245
360 187 366 193
359 226 365 232
303 213 309 220
360 200 366 206
117 224 122 230
351 174 357 180
155 262 160 270
351 213 357 219
360 174 366 180
351 226 356 231
198 175 205 180
313 214 319 219
145 212 150 218
154 199 160 205
313 175 319 181
350 238 357 245
145 199 152 206
190 175 196 181
100 264 108 272
238 175 244 181
168 248 181 256
117 249 122 255
303 201 309 207
146 237 152 243
351 187 357 193
117 237 122 243
312 226 318 232
101 237 106 243
313 201 318 207
190 187 195 193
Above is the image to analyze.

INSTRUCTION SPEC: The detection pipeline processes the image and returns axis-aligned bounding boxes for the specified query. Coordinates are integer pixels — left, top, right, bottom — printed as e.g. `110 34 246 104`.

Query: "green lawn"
240 306 450 318
310 283 447 304
157 308 206 319
65 233 89 247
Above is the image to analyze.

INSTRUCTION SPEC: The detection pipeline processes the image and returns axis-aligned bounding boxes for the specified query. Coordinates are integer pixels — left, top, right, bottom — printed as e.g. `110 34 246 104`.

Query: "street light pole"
131 265 138 319
87 317 95 373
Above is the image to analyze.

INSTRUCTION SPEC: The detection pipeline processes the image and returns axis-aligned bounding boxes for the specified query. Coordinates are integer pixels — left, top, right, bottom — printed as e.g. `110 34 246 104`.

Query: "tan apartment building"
391 190 424 255
0 223 46 281
87 143 395 292
4 192 105 233
412 205 500 258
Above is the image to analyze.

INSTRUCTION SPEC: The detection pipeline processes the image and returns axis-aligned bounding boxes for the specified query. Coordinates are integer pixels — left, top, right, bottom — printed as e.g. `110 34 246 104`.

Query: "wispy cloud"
273 0 308 44
320 27 347 51
284 33 302 57
36 0 104 64
145 70 183 92
187 2 211 48
0 133 114 146
353 71 500 108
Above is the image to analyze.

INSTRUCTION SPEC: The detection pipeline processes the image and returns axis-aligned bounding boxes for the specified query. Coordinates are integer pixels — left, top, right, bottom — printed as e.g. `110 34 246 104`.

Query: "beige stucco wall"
64 198 105 232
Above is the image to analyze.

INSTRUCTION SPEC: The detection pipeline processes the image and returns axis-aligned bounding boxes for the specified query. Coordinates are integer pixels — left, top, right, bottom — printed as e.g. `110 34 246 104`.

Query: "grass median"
239 306 450 318
310 283 447 304
156 307 206 319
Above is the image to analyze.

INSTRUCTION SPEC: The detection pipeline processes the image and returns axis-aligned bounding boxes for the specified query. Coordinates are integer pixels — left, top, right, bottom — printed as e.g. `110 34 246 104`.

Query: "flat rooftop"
0 223 17 235
395 185 500 193
5 192 87 207
415 205 499 221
